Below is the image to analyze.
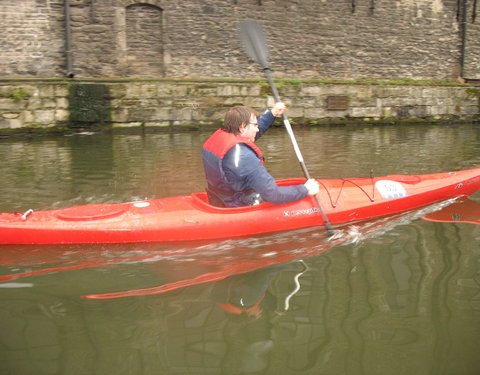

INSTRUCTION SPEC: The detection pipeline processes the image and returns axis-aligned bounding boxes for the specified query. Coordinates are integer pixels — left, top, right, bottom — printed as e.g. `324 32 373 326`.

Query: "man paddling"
202 103 320 207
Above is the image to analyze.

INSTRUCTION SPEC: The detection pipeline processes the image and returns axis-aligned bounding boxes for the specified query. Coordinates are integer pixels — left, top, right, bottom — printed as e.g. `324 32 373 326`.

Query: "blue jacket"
202 110 308 207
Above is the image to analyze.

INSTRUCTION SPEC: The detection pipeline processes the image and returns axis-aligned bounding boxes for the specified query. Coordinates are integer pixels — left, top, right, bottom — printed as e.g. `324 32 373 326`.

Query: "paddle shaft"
263 68 334 234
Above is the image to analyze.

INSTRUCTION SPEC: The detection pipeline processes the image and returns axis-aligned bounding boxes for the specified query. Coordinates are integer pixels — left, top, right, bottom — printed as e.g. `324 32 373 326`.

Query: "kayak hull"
1 168 479 245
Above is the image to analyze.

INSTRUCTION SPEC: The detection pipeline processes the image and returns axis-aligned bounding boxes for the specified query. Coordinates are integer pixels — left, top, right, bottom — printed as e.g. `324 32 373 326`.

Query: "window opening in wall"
126 3 164 77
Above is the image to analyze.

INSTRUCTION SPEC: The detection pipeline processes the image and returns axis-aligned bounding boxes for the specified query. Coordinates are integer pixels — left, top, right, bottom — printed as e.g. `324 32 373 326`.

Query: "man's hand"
304 179 320 196
271 102 286 117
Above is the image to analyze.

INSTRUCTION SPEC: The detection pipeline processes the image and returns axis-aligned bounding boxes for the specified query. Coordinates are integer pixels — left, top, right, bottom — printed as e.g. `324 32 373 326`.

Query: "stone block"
0 98 20 111
153 107 173 120
222 96 247 106
170 85 189 96
278 85 302 97
243 97 269 109
156 85 173 96
138 84 158 97
244 85 261 96
172 107 193 121
217 85 240 96
0 118 22 129
351 107 382 118
38 85 55 97
23 111 35 123
34 110 55 124
284 107 304 118
355 87 374 98
27 97 43 110
54 85 69 97
55 109 69 122
42 99 57 108
56 97 68 109
300 86 323 96
111 108 128 122
304 107 328 118
351 97 377 107
109 85 127 98
125 85 144 98
325 86 353 96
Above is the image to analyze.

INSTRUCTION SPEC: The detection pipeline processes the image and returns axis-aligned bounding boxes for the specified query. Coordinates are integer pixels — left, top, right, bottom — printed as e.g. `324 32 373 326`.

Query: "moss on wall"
68 84 111 128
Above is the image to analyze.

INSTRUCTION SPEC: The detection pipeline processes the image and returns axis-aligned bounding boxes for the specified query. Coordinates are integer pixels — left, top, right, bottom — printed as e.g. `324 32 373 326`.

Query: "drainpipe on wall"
460 0 468 79
64 0 74 78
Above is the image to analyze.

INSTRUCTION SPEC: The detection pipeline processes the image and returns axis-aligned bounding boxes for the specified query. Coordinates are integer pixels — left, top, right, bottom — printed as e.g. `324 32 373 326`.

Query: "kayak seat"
190 192 271 213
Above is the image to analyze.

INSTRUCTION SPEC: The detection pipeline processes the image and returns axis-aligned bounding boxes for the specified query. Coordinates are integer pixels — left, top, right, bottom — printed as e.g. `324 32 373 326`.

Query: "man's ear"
238 124 247 136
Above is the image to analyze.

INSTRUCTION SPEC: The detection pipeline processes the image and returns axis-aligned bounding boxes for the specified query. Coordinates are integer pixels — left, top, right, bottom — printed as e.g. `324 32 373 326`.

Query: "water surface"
0 123 479 375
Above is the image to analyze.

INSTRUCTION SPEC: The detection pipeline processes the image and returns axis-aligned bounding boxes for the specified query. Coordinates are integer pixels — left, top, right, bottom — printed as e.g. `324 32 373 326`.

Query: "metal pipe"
64 0 74 78
91 0 97 21
460 0 468 78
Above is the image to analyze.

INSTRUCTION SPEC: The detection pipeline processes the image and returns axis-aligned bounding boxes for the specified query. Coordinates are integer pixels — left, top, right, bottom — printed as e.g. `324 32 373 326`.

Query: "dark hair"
223 106 259 135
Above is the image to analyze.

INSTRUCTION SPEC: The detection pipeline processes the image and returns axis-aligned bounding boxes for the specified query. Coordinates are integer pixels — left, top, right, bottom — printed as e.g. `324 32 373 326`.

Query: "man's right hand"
304 179 320 196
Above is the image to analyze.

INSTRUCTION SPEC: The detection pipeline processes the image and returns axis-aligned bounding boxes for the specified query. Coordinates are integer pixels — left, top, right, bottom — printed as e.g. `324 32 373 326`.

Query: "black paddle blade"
239 20 269 69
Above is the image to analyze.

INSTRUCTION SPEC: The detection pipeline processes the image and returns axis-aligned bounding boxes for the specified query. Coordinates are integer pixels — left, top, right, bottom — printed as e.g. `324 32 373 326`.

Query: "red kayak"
1 168 479 245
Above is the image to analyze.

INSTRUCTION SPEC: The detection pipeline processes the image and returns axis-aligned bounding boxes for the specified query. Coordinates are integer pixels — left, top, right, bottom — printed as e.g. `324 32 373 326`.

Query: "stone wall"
0 0 65 77
0 0 479 81
0 79 478 131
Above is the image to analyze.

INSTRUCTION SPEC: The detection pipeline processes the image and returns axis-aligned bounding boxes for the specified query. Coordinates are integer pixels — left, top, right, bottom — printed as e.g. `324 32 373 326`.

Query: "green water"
0 123 479 375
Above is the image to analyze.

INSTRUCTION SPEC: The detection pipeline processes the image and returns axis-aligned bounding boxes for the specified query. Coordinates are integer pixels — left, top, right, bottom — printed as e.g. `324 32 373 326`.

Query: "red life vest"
203 128 264 161
202 129 264 206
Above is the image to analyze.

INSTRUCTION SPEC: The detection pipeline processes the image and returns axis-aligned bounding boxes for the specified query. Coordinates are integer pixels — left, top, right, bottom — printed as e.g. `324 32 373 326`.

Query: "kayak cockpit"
190 192 276 213
189 178 308 213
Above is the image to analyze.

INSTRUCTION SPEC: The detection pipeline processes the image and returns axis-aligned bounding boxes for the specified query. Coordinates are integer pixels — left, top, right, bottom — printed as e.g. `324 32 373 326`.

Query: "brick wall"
0 0 478 80
0 0 65 76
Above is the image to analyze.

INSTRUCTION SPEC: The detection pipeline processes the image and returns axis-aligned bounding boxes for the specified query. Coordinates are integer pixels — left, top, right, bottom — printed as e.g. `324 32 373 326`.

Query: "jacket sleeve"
255 110 276 140
223 145 308 205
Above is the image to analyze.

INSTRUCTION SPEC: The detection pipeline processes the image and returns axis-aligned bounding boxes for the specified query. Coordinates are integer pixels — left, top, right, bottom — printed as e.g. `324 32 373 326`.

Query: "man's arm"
226 146 307 204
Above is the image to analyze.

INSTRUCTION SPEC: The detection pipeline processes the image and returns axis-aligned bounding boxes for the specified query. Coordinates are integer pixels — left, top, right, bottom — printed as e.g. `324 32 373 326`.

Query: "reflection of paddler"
423 198 480 225
212 261 309 374
211 261 308 317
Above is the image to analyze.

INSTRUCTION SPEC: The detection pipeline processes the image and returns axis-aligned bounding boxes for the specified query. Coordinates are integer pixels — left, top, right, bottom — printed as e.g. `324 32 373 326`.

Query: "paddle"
239 20 334 235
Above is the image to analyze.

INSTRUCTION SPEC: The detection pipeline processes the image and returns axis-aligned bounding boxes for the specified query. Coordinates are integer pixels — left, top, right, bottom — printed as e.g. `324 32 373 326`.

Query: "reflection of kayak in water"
0 227 338 298
422 198 480 225
83 207 436 299
1 168 479 245
0 205 458 299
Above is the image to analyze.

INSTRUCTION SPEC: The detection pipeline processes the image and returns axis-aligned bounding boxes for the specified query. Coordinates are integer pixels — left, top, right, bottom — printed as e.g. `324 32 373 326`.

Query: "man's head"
223 106 259 141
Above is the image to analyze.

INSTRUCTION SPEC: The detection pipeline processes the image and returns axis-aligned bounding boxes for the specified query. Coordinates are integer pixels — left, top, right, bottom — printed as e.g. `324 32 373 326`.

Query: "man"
202 103 320 207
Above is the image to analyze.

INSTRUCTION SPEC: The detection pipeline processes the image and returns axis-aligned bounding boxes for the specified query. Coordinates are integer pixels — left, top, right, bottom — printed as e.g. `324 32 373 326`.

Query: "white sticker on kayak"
133 202 150 208
375 180 408 200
